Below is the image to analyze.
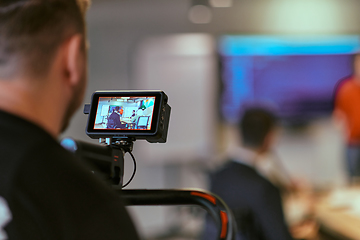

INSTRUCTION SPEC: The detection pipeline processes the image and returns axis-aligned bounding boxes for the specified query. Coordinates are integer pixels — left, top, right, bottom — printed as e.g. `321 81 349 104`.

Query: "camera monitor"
85 90 171 143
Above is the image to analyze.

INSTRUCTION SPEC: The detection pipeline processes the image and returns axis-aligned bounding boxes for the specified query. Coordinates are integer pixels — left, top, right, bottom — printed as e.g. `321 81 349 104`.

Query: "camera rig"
61 90 236 240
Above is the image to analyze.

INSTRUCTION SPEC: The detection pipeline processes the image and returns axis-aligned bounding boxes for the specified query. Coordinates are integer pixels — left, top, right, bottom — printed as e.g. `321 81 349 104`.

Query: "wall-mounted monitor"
218 35 360 124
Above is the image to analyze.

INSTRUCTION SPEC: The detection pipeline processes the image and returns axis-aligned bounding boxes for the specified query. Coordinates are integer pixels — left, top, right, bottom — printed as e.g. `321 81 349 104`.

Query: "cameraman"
0 0 139 239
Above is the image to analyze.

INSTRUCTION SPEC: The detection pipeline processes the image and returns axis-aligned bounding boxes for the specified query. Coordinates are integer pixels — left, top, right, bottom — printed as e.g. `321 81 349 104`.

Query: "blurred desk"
315 188 360 240
120 117 136 129
120 117 133 123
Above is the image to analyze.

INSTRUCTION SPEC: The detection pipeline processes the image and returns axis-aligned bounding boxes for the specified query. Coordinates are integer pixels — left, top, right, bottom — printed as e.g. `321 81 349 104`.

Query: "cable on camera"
122 151 137 188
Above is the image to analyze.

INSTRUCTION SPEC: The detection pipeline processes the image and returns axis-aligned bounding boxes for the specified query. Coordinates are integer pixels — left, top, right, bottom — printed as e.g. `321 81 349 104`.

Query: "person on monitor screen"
108 106 122 129
0 1 139 239
334 52 360 182
203 108 294 240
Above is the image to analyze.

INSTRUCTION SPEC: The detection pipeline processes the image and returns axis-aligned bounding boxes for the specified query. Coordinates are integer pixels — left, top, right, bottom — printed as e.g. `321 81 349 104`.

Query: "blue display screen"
219 35 360 124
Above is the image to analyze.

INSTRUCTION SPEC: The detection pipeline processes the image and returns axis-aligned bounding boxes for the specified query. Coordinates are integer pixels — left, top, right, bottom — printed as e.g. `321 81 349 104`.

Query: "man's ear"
63 34 85 87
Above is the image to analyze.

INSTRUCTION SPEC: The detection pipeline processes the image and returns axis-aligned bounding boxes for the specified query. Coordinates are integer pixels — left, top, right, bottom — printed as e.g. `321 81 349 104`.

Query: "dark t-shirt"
108 112 122 128
0 110 140 240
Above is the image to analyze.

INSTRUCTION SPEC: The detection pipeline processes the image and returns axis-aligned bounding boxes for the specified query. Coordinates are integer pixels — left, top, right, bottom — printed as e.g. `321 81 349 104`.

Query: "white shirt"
227 145 257 168
226 145 291 188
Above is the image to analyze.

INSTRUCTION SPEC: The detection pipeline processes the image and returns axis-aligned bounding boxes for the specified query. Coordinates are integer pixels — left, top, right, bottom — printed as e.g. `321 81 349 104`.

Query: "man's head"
0 0 90 135
0 0 86 79
239 108 277 152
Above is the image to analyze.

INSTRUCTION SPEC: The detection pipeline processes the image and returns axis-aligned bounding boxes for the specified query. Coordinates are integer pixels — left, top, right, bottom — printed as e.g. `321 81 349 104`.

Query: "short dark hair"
239 108 276 148
0 0 86 78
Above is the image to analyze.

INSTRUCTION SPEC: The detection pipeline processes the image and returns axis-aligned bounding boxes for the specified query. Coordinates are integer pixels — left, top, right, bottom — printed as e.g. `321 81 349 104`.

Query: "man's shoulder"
0 110 86 193
0 111 66 162
110 112 120 119
212 161 277 191
0 111 55 163
210 160 281 215
213 161 258 178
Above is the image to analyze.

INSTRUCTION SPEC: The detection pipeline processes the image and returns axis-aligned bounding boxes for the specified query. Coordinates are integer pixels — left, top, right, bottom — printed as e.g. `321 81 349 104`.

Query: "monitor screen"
137 116 150 128
218 35 360 124
93 96 155 130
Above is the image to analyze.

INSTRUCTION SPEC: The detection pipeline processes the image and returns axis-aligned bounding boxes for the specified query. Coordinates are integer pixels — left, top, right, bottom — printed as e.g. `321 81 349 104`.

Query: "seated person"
107 106 126 129
202 108 293 240
129 110 138 129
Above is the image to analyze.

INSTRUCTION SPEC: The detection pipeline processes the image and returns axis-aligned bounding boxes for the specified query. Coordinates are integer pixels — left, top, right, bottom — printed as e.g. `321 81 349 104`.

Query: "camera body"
85 90 171 143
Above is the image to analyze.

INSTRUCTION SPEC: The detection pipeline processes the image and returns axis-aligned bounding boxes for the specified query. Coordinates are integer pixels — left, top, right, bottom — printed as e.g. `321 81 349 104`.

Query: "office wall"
63 0 360 142
132 34 217 164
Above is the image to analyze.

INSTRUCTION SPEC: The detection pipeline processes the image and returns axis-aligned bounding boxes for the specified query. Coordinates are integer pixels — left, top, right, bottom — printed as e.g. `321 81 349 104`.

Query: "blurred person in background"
0 0 139 239
203 107 317 240
334 52 360 183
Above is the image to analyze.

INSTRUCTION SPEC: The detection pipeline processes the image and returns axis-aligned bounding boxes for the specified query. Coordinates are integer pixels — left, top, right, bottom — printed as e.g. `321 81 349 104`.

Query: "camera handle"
120 189 236 240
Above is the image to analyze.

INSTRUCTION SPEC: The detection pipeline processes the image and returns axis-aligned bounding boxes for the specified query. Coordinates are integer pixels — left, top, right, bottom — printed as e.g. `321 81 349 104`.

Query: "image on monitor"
93 96 155 130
